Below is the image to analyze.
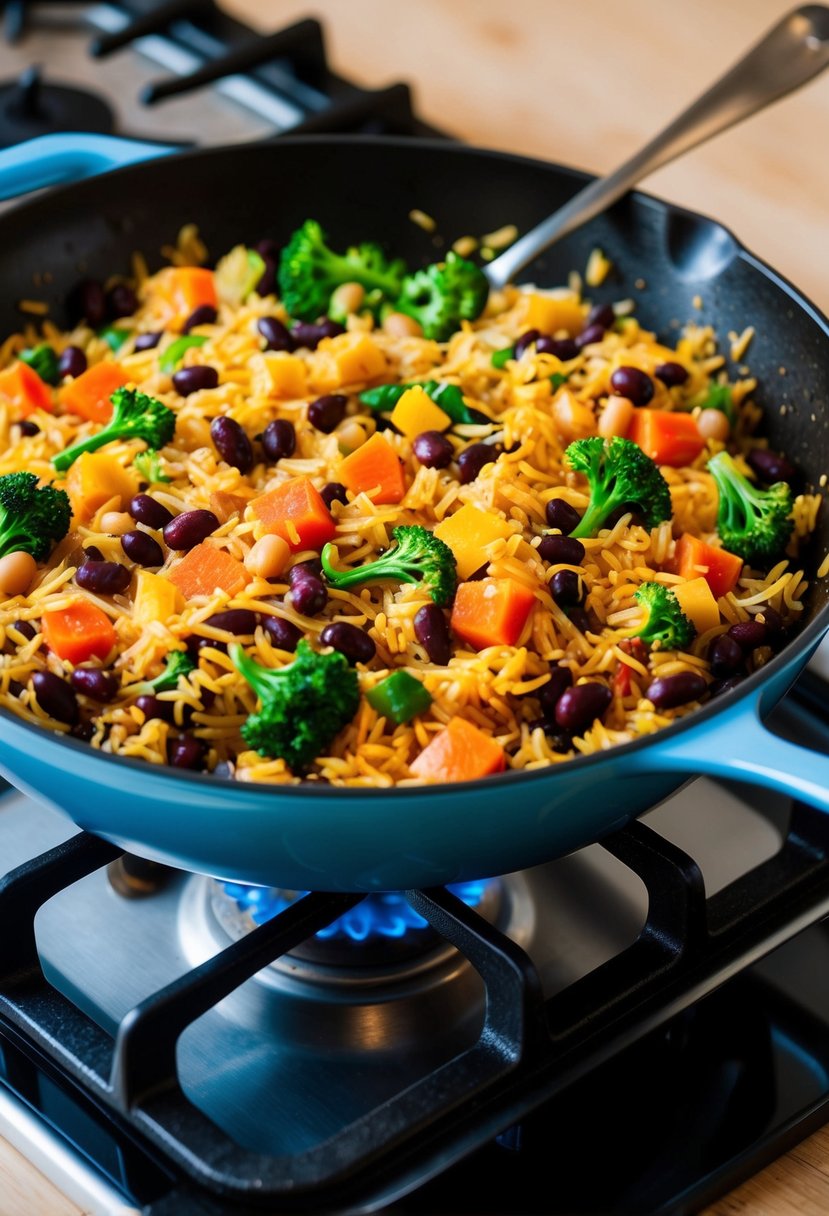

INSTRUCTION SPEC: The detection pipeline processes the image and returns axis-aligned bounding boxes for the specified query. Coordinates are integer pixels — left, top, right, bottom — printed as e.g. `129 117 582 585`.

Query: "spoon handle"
485 5 829 289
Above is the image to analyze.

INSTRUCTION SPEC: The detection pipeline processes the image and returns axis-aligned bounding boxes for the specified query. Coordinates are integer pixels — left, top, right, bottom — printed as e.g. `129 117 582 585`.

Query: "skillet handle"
644 683 829 813
0 133 180 201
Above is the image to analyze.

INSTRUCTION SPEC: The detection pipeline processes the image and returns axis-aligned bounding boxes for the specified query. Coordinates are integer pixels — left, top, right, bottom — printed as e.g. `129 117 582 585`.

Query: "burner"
0 65 114 148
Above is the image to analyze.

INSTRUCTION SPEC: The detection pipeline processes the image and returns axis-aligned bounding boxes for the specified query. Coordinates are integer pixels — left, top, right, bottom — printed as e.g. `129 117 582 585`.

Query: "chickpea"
337 419 368 453
99 510 134 535
697 408 731 441
244 534 290 579
598 394 635 438
0 551 37 598
330 282 365 316
383 311 423 338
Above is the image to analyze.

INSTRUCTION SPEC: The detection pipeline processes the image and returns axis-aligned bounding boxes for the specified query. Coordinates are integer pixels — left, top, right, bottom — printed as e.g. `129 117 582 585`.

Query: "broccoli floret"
393 251 489 340
633 582 695 649
133 449 170 484
52 387 176 473
321 524 457 607
277 220 407 322
0 471 70 562
230 640 360 771
128 650 195 698
566 437 673 538
19 344 59 386
708 450 793 565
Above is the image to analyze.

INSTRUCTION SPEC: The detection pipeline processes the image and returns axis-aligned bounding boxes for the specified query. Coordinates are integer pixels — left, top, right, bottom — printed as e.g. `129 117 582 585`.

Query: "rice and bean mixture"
0 227 822 786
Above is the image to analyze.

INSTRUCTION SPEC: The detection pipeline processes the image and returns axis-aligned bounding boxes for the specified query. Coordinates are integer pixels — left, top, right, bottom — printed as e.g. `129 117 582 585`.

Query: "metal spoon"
486 5 829 289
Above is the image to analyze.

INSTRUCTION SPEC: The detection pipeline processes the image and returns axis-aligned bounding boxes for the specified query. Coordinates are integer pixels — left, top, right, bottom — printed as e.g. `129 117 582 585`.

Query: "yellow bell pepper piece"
523 292 585 336
389 386 451 439
263 352 307 399
434 503 513 580
133 571 184 625
65 452 138 521
673 576 721 637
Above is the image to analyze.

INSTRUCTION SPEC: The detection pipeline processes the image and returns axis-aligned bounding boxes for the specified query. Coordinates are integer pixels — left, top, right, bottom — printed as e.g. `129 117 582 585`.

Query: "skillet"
0 132 827 892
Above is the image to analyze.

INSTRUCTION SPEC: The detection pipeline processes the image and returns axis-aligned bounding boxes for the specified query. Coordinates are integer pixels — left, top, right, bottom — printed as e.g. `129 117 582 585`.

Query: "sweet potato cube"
249 476 336 551
410 717 506 783
450 577 536 650
66 452 138 521
59 362 130 424
42 601 116 665
389 386 451 438
434 504 512 580
154 267 217 330
133 571 184 624
168 544 250 601
322 332 388 385
339 432 406 504
675 534 743 599
263 352 308 398
210 491 248 523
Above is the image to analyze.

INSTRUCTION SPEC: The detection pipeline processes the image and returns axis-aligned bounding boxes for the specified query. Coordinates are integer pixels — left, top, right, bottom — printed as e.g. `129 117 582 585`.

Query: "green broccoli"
708 450 793 565
19 344 59 386
0 471 71 562
633 582 695 649
321 524 457 607
277 220 407 322
229 640 360 771
127 650 196 698
52 387 176 473
565 437 673 538
133 449 170 484
393 251 489 340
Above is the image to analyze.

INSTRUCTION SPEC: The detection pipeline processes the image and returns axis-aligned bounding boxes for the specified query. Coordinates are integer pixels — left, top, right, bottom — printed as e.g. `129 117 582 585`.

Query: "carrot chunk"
627 409 705 467
168 543 250 600
339 433 406 504
42 601 116 664
675 533 743 598
59 362 130 424
154 267 217 330
410 716 505 783
0 362 53 416
450 577 536 650
249 476 336 552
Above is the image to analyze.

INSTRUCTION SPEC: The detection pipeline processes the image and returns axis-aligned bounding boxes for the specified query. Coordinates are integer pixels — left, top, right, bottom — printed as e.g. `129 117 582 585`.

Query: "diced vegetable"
249 476 336 551
58 362 130 424
168 542 250 600
214 244 266 306
433 503 512 580
42 601 116 664
389 385 451 437
672 576 721 636
339 432 406 504
316 332 388 386
491 346 514 368
450 577 536 650
19 344 59 386
210 490 248 522
263 352 308 398
627 409 705 467
160 334 208 374
133 570 183 624
98 326 130 352
523 293 585 336
674 534 743 598
65 452 138 520
410 716 505 783
0 361 53 415
360 380 485 426
366 670 432 724
155 267 217 329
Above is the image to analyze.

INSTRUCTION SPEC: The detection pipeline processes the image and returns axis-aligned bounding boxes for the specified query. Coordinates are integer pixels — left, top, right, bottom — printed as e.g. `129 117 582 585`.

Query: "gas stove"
1 3 829 1215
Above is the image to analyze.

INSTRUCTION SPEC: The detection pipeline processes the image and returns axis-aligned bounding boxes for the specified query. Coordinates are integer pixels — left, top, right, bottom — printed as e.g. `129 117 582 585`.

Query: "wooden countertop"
4 2 829 1213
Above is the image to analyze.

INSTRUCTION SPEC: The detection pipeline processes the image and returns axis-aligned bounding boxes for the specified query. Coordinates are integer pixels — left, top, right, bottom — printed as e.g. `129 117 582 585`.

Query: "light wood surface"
5 2 829 1213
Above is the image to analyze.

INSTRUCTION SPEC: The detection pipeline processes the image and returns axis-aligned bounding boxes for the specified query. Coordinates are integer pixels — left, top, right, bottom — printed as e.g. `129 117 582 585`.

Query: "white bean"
0 551 37 598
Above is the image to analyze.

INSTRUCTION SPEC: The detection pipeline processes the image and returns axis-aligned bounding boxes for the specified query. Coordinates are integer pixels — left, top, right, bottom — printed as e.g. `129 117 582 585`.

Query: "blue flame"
222 880 490 943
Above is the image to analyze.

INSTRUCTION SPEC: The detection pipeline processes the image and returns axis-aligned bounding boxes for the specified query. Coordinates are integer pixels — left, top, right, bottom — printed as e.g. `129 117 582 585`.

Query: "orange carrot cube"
42 601 116 665
450 578 536 650
410 717 505 783
249 477 336 552
59 362 130 424
0 362 53 416
168 543 250 600
675 533 743 599
339 433 406 504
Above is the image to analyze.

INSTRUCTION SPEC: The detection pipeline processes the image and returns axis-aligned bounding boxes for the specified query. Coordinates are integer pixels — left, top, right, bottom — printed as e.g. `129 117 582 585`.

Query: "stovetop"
1 3 829 1215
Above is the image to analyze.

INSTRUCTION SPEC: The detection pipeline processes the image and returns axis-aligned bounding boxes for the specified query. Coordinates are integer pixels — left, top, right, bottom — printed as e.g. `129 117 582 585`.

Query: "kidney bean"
727 619 767 650
32 671 79 725
647 671 707 709
710 675 745 698
320 481 348 509
320 621 376 665
610 366 654 405
586 303 615 330
536 336 579 360
567 607 591 634
308 394 347 433
708 634 744 678
746 447 796 484
555 682 612 733
134 331 162 352
8 680 23 698
514 329 541 359
135 693 175 723
255 256 277 297
537 663 573 715
121 530 163 567
58 345 87 379
545 499 581 533
167 735 207 770
255 237 280 261
12 619 36 640
129 493 173 529
654 361 689 387
16 419 40 436
575 322 607 348
71 721 95 743
758 605 784 641
84 545 104 562
163 509 219 550
413 430 453 468
67 278 106 327
70 667 119 702
258 316 294 352
537 535 585 566
185 635 227 661
288 563 327 615
76 560 131 595
261 418 296 461
291 319 345 350
458 443 498 484
262 615 302 652
414 603 452 665
184 304 217 331
172 365 219 396
205 609 258 635
210 416 254 473
550 569 582 606
106 283 138 319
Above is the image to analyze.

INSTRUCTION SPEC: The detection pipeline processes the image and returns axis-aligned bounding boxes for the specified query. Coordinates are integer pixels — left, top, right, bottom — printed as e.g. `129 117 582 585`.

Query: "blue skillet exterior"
0 133 827 892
